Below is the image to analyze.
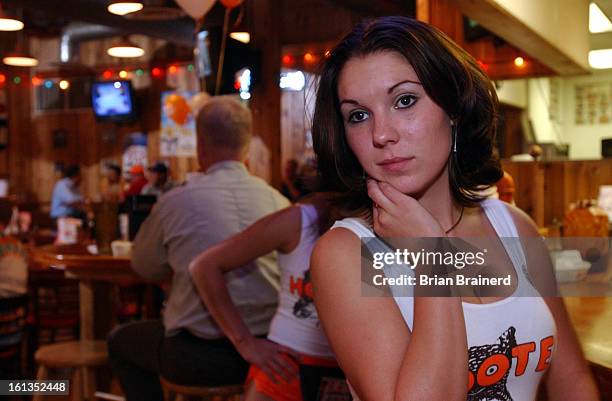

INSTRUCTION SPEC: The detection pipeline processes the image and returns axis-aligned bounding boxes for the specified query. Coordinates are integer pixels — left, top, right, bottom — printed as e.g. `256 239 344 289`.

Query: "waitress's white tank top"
331 198 556 401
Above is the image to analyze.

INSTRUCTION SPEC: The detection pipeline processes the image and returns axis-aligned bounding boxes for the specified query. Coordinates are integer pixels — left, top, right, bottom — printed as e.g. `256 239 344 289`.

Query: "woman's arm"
506 205 599 400
188 206 302 380
544 297 599 400
312 229 468 401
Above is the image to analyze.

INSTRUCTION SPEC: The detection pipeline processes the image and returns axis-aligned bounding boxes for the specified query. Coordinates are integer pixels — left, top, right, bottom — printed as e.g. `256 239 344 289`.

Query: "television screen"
91 80 136 121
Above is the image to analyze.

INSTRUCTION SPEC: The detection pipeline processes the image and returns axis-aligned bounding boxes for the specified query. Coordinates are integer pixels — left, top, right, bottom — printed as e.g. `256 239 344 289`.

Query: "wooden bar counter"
564 297 612 397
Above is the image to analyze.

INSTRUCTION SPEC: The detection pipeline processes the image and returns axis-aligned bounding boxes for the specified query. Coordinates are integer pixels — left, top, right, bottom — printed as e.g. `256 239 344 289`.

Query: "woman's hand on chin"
367 179 445 238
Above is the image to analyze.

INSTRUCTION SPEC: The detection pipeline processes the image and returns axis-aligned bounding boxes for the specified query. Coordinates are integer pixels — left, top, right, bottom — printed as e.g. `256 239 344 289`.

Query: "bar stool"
33 340 108 401
160 377 243 401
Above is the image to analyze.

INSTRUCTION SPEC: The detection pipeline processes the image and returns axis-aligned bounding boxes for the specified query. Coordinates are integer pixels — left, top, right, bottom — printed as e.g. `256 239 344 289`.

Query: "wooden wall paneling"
543 161 565 225
0 82 9 177
498 105 525 158
428 0 464 43
281 89 307 170
7 69 33 200
249 0 282 187
280 0 357 45
501 161 543 225
532 162 545 227
31 111 83 203
503 160 612 227
416 0 430 22
77 111 102 200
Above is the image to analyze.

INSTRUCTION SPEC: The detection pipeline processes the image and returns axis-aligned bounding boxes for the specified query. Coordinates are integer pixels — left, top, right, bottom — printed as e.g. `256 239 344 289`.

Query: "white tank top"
267 204 334 358
331 198 557 401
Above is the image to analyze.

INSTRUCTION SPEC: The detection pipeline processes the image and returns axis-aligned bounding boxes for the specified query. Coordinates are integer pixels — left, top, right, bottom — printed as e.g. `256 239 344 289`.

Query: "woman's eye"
348 110 369 123
394 95 417 109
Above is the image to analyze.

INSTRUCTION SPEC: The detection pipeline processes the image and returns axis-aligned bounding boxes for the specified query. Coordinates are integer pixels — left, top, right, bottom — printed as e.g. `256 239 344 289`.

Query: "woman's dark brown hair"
312 16 503 218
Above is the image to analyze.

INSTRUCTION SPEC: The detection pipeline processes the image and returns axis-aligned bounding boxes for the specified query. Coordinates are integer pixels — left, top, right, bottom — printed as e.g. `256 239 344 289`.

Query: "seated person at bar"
141 162 174 198
108 96 290 401
122 164 148 198
50 164 86 220
0 203 28 299
101 163 123 203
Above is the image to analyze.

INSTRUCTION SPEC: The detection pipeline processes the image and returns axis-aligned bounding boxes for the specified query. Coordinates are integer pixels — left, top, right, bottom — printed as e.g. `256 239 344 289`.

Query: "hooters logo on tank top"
289 271 317 320
467 327 554 401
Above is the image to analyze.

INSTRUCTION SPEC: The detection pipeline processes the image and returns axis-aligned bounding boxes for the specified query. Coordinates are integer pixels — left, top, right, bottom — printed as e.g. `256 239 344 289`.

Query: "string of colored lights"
0 62 197 89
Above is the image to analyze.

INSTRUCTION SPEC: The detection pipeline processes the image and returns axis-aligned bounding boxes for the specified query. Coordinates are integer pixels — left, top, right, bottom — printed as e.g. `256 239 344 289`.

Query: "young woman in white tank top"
190 195 349 401
309 16 598 401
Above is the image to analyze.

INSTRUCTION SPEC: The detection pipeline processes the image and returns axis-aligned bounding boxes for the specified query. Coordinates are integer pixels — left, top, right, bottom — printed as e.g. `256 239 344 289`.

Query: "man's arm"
131 207 172 282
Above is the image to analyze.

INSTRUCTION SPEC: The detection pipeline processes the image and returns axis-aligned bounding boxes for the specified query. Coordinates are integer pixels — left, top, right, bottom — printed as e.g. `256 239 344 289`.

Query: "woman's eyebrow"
387 79 422 94
339 99 361 106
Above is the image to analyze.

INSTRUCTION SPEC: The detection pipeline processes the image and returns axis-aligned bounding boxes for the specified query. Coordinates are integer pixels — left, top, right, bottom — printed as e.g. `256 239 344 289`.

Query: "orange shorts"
245 353 338 401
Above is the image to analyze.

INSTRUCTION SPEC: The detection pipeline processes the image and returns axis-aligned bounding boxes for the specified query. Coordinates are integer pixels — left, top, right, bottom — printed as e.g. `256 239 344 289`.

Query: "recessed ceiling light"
589 49 612 69
107 2 144 16
589 2 612 33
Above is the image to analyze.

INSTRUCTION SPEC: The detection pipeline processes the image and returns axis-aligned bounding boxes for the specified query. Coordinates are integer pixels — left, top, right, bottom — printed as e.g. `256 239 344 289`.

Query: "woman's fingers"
377 181 417 208
367 179 394 211
261 365 279 384
270 356 295 382
275 344 300 362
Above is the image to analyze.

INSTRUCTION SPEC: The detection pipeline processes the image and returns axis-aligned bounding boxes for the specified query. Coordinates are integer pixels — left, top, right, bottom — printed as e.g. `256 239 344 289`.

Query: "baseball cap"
148 162 168 174
129 165 145 175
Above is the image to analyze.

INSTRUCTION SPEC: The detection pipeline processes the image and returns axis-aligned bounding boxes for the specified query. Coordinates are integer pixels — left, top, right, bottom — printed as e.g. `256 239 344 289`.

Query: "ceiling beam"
326 0 415 16
595 0 612 21
456 0 589 75
591 31 612 49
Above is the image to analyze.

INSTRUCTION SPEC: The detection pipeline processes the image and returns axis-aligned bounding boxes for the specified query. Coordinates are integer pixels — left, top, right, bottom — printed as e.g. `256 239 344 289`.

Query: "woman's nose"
371 115 399 147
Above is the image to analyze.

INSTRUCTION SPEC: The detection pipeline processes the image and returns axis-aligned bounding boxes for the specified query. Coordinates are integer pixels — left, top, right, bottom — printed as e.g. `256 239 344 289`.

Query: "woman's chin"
380 177 424 196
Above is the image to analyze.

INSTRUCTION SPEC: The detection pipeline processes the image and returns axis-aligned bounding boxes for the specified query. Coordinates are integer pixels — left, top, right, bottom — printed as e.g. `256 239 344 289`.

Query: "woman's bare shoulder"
312 227 361 270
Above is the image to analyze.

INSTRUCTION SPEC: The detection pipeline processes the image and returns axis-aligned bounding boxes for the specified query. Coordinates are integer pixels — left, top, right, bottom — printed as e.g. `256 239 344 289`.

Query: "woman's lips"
377 157 415 172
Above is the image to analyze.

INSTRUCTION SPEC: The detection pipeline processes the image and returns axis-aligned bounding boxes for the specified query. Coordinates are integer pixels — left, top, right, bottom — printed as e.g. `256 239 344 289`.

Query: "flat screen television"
91 80 136 122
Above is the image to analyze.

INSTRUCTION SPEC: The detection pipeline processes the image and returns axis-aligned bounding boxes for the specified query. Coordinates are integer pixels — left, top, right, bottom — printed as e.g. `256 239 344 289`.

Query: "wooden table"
31 244 139 341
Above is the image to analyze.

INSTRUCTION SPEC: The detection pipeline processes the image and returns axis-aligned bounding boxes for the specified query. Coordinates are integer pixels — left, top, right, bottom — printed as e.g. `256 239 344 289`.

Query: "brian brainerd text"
372 274 513 287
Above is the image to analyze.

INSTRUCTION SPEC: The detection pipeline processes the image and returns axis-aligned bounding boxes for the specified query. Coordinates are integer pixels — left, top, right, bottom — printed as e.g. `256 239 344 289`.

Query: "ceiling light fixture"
589 49 612 69
0 3 23 31
107 37 145 58
107 1 144 16
589 2 612 33
514 56 525 67
229 32 250 44
3 52 38 67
